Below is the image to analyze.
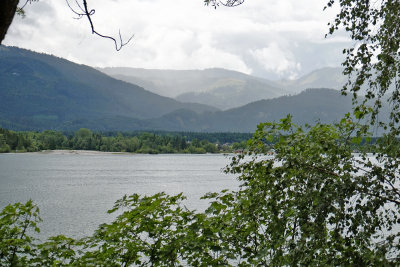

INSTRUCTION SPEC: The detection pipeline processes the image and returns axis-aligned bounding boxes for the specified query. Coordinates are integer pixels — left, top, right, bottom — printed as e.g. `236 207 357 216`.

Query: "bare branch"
74 0 86 14
16 0 39 18
205 0 245 8
19 1 30 10
65 0 84 19
220 0 245 7
66 0 134 51
19 0 39 10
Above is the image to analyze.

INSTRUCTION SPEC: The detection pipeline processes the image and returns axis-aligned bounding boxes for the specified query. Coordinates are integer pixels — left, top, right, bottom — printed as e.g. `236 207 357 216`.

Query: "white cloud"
250 43 301 79
3 0 349 79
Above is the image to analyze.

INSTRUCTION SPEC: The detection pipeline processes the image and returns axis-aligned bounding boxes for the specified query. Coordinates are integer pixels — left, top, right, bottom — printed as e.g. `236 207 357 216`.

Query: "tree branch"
66 0 134 51
19 0 38 10
220 0 245 7
205 0 245 8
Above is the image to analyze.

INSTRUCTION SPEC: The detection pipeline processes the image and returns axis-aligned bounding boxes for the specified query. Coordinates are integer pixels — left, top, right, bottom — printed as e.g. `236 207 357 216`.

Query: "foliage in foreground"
1 116 399 266
3 0 400 265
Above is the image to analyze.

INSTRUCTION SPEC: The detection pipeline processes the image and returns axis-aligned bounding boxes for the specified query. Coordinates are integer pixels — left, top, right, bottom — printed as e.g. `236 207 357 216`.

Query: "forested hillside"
149 89 390 132
0 46 217 130
1 47 389 133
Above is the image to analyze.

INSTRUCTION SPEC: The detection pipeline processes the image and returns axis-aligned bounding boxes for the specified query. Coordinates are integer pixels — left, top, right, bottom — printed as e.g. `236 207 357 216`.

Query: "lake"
0 152 239 239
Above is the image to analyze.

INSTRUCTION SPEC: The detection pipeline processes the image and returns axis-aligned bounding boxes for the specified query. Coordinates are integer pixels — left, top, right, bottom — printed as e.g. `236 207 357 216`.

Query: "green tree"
73 128 94 150
0 133 11 152
325 0 400 133
33 235 78 266
125 136 140 152
78 193 194 266
201 116 400 265
0 200 41 266
38 130 66 150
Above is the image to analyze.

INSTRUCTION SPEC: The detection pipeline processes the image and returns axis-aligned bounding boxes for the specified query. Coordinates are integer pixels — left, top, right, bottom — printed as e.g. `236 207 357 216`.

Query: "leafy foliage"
0 200 41 266
79 193 195 266
206 116 400 265
326 0 400 132
1 116 399 265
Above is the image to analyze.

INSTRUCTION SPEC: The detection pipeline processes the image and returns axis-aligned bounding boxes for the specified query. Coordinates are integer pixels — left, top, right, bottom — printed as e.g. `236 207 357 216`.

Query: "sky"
4 0 350 80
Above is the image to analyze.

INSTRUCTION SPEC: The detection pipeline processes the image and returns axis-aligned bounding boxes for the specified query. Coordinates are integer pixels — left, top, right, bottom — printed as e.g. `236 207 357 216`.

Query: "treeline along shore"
0 128 251 154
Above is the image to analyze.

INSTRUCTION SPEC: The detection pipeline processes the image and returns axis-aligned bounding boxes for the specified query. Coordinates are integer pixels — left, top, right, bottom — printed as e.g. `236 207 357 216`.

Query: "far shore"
5 150 232 155
16 150 129 155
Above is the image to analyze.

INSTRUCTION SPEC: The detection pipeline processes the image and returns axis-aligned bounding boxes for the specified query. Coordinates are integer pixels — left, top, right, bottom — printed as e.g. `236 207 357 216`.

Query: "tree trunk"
0 0 19 44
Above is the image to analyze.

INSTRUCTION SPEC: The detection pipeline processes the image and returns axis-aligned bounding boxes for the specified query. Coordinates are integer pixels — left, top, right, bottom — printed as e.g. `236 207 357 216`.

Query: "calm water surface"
0 153 239 238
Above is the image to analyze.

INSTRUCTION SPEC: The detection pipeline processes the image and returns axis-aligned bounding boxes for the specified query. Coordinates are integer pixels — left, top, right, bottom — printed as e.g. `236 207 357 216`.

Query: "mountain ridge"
99 66 285 110
0 46 218 130
100 66 349 110
148 88 360 132
1 46 385 133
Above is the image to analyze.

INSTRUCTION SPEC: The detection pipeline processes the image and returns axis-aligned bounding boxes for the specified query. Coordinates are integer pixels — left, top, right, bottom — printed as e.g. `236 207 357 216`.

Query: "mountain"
100 67 365 110
1 46 387 133
276 67 395 96
0 46 217 131
148 89 367 132
100 67 285 110
277 67 346 94
175 78 287 110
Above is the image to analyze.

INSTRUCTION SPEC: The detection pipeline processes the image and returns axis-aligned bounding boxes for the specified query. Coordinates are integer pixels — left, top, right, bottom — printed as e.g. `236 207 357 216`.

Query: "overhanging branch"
221 0 245 7
66 0 134 51
205 0 245 8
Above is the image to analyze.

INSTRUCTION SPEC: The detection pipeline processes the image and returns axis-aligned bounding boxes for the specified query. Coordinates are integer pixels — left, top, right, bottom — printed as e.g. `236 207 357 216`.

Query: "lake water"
0 152 239 239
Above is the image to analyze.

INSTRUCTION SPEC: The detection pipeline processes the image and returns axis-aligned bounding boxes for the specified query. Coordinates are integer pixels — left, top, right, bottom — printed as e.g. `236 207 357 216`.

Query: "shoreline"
10 150 130 155
3 150 232 156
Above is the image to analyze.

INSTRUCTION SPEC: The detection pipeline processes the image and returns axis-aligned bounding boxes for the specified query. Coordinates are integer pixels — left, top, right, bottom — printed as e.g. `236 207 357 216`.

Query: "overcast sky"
3 0 350 80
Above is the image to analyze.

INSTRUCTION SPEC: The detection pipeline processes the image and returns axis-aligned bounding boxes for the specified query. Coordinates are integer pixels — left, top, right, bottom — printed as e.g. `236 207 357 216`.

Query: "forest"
0 128 251 154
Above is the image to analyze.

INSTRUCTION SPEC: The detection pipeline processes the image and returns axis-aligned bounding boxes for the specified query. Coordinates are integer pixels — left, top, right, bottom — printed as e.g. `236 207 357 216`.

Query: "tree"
201 116 400 265
196 1 400 261
79 193 195 266
73 128 94 150
0 0 19 44
325 0 400 133
0 200 41 266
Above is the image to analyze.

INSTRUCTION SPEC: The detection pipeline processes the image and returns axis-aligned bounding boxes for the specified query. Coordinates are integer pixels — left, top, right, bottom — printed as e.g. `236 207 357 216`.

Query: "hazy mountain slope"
100 67 366 110
278 67 396 95
175 78 285 110
150 89 389 132
100 67 280 97
0 46 217 130
100 67 285 109
277 67 346 94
